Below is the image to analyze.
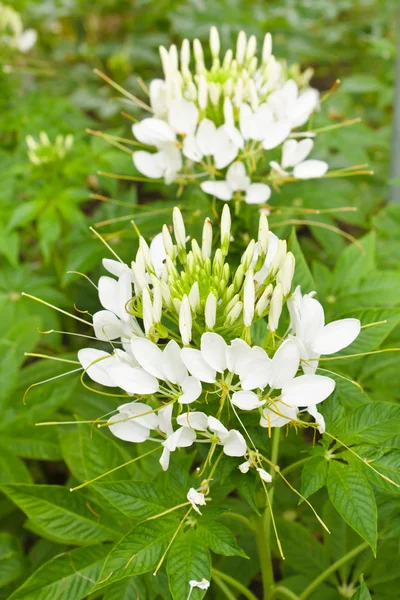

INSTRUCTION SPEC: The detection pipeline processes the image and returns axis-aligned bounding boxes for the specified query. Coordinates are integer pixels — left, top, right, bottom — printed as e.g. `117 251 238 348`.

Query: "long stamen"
21 293 92 326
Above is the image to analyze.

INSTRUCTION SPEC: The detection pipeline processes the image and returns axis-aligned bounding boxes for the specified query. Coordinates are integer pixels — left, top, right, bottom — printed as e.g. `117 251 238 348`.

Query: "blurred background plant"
0 1 399 599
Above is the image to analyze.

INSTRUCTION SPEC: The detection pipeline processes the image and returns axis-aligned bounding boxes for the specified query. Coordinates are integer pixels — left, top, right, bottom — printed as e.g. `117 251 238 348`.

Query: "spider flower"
131 27 329 203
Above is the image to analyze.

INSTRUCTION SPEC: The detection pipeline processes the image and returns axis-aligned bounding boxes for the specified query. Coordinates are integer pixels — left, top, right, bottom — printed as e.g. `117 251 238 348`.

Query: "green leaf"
198 520 248 558
0 533 25 587
301 456 328 499
339 403 400 445
288 228 316 293
95 518 180 589
231 471 260 515
332 232 375 293
103 577 147 600
8 200 44 230
337 308 400 354
1 484 120 545
8 544 108 600
167 530 211 600
274 519 329 577
327 462 377 553
351 579 372 600
0 445 32 483
94 480 171 520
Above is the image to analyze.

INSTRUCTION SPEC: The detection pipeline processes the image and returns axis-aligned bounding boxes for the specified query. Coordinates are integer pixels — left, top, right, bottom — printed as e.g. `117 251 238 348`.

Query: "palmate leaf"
332 232 376 294
301 456 328 500
93 517 180 591
0 446 32 484
327 462 377 553
198 520 248 558
94 480 173 520
0 485 120 546
351 579 372 599
338 402 400 445
8 544 108 600
166 530 211 600
102 577 147 600
275 519 329 578
0 533 25 587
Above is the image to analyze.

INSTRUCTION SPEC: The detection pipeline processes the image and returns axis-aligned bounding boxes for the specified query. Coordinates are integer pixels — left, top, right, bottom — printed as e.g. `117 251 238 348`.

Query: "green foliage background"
0 1 399 599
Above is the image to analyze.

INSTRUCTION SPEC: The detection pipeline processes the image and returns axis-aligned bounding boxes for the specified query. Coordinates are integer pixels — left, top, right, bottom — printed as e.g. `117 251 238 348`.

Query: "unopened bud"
220 204 231 254
131 260 148 295
243 268 255 327
191 239 203 263
159 46 170 76
277 252 295 296
234 78 244 107
269 283 283 332
241 239 255 270
226 301 243 325
179 294 192 345
258 213 269 254
193 38 205 72
262 33 272 63
198 75 208 110
152 280 163 323
169 44 178 72
223 97 234 127
142 288 154 334
189 282 200 312
162 224 175 258
210 26 220 58
180 39 190 71
246 35 257 61
209 82 221 106
233 264 245 291
202 218 213 260
160 281 172 308
225 293 240 315
222 49 233 70
205 292 217 329
270 240 287 274
212 248 224 277
256 283 273 316
236 30 247 65
173 207 186 250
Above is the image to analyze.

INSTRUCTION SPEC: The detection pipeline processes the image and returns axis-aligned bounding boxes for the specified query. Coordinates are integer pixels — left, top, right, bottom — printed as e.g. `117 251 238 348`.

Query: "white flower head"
187 487 207 515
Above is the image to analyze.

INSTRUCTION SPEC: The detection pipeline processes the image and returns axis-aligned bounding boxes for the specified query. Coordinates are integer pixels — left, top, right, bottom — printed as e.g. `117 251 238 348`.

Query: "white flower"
260 400 299 429
187 488 206 515
201 162 271 205
208 416 247 457
107 401 159 443
270 139 328 180
288 286 361 373
183 119 242 169
189 579 210 591
257 468 272 483
267 79 319 129
307 404 326 434
239 460 250 474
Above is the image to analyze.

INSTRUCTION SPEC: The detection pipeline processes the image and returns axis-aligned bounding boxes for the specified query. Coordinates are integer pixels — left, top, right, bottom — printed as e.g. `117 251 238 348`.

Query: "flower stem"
212 569 259 600
298 541 369 599
255 427 281 600
271 587 300 600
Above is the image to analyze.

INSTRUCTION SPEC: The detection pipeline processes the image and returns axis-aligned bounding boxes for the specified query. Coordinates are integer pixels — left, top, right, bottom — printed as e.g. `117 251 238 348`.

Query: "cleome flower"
0 3 37 53
130 26 330 203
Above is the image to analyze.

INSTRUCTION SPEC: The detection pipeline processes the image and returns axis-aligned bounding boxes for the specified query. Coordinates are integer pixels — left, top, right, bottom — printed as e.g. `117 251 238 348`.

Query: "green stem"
255 428 281 600
221 511 255 532
212 569 259 600
299 542 369 600
212 573 236 600
279 456 312 478
271 586 301 600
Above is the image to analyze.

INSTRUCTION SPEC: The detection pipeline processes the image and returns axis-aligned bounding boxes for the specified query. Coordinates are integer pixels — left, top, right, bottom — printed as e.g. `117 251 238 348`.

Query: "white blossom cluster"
26 132 74 165
131 27 328 204
77 207 361 476
0 3 37 53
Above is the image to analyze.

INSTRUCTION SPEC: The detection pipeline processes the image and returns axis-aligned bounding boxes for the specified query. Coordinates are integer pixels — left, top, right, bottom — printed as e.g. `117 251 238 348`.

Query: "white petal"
168 99 199 135
78 348 116 387
282 139 313 169
223 430 247 457
307 405 326 434
102 258 131 279
160 146 182 183
200 180 233 201
161 340 188 384
297 294 325 348
226 161 250 191
291 88 319 128
149 79 167 118
245 184 271 205
260 401 298 428
282 374 335 407
196 119 217 156
207 416 228 437
132 118 176 146
312 318 361 355
133 151 165 179
182 133 203 162
92 310 123 341
98 276 120 315
231 390 265 410
269 339 300 389
263 121 291 150
181 349 216 383
213 127 239 169
250 105 274 141
177 411 209 431
108 364 159 395
226 339 253 374
239 103 253 140
149 233 167 277
159 446 170 471
200 332 227 373
117 401 159 430
240 355 272 391
158 404 173 436
257 468 272 483
166 427 196 451
108 412 149 443
179 376 202 404
293 160 328 179
131 338 165 380
16 29 37 52
239 460 250 473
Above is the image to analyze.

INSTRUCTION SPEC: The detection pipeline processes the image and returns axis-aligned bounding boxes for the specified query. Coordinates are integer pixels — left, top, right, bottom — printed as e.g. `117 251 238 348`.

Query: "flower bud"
152 280 163 323
270 240 287 274
277 252 295 296
233 264 245 292
179 294 192 345
202 218 213 260
186 251 195 274
249 79 259 111
262 33 272 63
173 207 186 251
256 283 273 316
258 213 269 255
189 282 200 312
191 239 203 264
131 260 148 295
209 82 221 106
166 255 178 278
142 287 154 333
159 45 170 76
160 280 172 308
222 49 233 70
168 44 178 73
220 204 231 254
241 239 255 271
193 38 205 72
180 39 190 71
226 301 242 325
225 293 240 315
236 30 247 65
243 268 255 327
246 35 257 61
198 75 208 109
234 78 244 107
269 283 283 332
205 292 217 330
212 248 224 277
162 224 175 258
210 26 220 58
223 97 234 127
139 236 152 269
224 78 233 97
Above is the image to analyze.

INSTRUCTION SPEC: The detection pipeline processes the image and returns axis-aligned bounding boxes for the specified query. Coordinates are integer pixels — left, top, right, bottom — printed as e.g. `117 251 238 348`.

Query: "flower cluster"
77 207 361 476
131 26 328 204
26 132 74 165
0 3 37 53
